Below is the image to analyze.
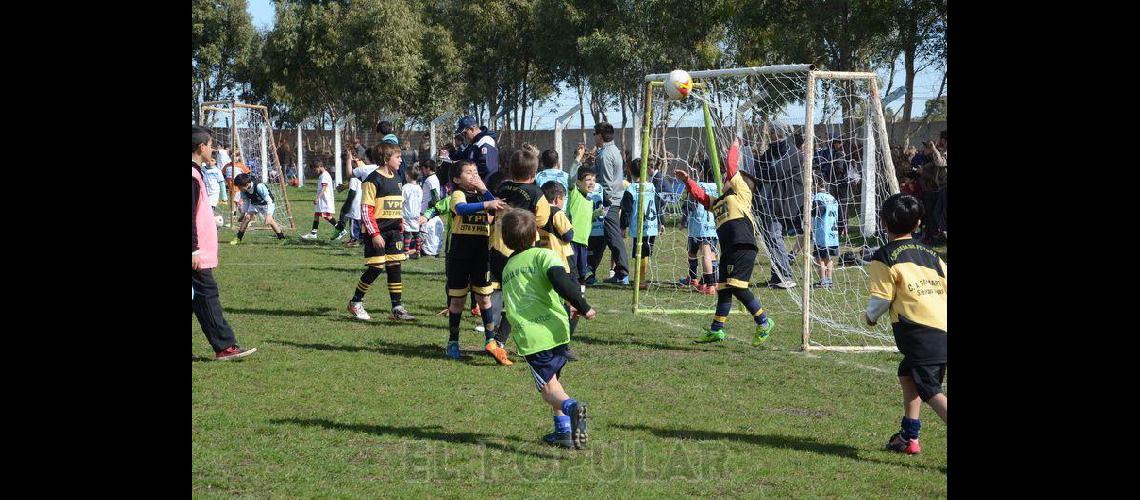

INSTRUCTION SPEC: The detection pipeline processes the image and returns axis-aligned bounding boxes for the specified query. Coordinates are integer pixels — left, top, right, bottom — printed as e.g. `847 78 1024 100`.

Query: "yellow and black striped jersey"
711 172 757 248
539 207 575 268
868 238 947 363
490 181 550 257
361 169 403 233
448 190 491 253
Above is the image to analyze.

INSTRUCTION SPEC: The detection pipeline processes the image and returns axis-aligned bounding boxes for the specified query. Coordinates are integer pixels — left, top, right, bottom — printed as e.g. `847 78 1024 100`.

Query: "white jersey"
402 184 423 232
202 165 226 207
315 171 336 213
347 177 363 220
421 174 441 212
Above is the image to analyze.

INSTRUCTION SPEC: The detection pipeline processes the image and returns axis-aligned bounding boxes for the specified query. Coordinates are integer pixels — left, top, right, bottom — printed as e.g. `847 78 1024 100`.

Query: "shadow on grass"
224 306 335 317
614 423 945 473
265 339 495 365
572 333 715 352
269 418 560 460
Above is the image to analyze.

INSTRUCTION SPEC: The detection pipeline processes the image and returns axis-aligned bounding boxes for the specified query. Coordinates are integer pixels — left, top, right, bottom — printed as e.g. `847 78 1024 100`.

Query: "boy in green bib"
500 208 596 449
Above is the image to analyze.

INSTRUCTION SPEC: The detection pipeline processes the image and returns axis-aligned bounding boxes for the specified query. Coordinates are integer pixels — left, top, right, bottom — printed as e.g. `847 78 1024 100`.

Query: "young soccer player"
541 181 584 355
564 167 603 284
675 140 775 345
347 142 417 321
499 208 595 449
811 175 840 288
865 193 947 455
203 153 228 221
302 162 339 240
619 162 661 291
485 145 552 365
402 167 424 259
581 170 607 285
419 160 443 252
443 161 505 359
680 160 719 295
535 149 570 209
230 173 286 243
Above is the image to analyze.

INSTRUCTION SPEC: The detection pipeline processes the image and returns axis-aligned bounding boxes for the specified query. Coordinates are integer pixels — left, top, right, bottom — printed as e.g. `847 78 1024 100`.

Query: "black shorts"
719 245 758 289
813 246 839 259
525 344 571 392
687 236 719 255
632 235 656 258
447 245 493 297
898 360 946 402
364 228 405 266
489 248 509 290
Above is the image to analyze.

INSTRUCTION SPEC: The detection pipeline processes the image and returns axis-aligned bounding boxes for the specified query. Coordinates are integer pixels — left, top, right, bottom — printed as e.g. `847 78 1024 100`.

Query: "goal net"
633 65 899 351
199 101 295 231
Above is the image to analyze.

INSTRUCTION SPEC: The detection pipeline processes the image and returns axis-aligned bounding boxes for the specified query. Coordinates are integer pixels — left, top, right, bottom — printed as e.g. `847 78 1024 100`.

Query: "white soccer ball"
665 69 693 101
215 215 225 227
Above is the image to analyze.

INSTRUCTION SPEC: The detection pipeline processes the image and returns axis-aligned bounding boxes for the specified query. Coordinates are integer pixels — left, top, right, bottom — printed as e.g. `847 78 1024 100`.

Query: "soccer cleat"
471 305 481 318
603 275 629 285
702 283 718 296
215 345 257 361
446 341 461 360
678 277 693 286
347 301 371 321
390 305 417 321
485 339 514 366
583 274 597 286
543 431 575 449
767 278 796 289
229 238 241 245
886 432 922 455
696 328 726 343
332 229 348 241
301 231 318 240
568 400 589 449
564 347 579 361
753 318 775 346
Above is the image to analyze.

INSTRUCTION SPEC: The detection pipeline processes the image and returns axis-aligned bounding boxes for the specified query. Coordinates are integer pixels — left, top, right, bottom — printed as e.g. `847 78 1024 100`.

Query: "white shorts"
244 203 276 217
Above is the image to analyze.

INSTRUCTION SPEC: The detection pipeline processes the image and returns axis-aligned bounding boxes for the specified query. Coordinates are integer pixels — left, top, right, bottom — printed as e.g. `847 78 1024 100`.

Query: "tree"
888 0 946 137
192 0 257 123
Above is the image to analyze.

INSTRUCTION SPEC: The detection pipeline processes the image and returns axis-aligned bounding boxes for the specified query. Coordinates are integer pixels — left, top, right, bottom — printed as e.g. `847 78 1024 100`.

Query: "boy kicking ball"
302 162 339 240
500 208 595 449
865 193 947 455
230 173 286 244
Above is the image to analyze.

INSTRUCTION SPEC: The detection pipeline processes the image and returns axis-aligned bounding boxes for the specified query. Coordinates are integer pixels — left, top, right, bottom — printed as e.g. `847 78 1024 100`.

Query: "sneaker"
543 431 574 449
583 274 597 286
567 400 589 449
564 347 579 361
485 339 514 365
474 325 485 333
753 318 775 346
215 345 257 361
603 275 629 285
886 432 922 455
446 341 461 360
696 328 726 343
767 278 796 289
678 277 693 286
347 301 371 321
301 231 318 240
332 229 348 241
230 238 241 245
471 305 481 318
391 305 417 321
702 283 718 296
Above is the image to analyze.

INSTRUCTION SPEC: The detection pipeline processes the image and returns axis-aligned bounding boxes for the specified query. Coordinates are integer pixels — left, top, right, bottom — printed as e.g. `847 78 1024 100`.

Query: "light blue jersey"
535 168 569 209
687 181 718 239
812 191 839 247
588 184 605 237
626 182 658 238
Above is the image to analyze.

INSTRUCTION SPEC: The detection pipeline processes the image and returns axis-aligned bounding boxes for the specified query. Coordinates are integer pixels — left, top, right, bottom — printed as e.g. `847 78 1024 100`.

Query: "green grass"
193 185 947 497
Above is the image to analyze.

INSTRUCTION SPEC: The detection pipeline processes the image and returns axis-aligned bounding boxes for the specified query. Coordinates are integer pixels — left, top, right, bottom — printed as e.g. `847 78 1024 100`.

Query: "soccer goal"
199 100 296 231
632 65 899 352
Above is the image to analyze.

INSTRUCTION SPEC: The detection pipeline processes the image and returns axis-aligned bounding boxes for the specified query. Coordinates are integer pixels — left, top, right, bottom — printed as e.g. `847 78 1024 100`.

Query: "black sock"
702 272 716 286
687 258 698 281
494 314 511 343
335 220 345 232
311 220 320 231
470 293 477 310
386 264 403 307
236 231 245 241
352 266 382 302
327 218 338 227
448 311 461 342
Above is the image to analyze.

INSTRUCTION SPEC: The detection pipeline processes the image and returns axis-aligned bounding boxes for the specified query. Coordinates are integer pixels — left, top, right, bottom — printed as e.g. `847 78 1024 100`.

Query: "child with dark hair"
811 175 840 288
535 149 570 209
680 159 719 295
619 165 661 291
499 208 595 449
230 173 286 243
566 167 605 284
866 193 947 455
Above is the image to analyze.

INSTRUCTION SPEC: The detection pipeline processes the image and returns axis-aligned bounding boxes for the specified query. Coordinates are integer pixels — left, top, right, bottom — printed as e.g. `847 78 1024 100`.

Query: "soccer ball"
215 215 225 227
665 69 693 100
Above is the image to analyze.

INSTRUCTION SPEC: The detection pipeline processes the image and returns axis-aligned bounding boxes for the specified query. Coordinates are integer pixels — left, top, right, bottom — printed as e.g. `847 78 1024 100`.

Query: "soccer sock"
448 311 461 342
352 266 382 302
712 290 733 330
901 417 921 440
311 220 320 231
236 231 245 241
494 314 511 344
470 293 477 311
490 290 503 328
386 264 403 307
482 312 495 335
687 257 698 281
554 415 571 433
731 288 768 325
560 398 577 415
702 273 716 286
327 217 338 227
335 219 345 232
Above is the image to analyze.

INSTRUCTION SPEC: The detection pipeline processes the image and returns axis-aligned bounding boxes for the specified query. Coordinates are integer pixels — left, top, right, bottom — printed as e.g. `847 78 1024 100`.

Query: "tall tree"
192 0 257 123
888 0 946 139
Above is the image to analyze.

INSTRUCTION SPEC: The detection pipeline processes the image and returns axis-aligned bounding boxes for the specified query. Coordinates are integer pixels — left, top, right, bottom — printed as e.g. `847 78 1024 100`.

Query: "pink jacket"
193 164 219 269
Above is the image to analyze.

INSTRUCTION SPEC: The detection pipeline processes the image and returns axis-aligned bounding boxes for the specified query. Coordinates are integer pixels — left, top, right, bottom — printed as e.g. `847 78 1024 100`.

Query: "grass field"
193 184 947 497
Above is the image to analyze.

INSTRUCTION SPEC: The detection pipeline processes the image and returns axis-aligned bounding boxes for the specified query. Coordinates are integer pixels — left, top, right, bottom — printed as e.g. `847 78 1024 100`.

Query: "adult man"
451 116 499 181
593 122 630 284
354 137 368 161
753 120 803 289
815 137 850 236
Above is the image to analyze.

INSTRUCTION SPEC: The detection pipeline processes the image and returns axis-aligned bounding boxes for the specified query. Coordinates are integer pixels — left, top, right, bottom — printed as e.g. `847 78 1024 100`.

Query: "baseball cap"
454 116 477 135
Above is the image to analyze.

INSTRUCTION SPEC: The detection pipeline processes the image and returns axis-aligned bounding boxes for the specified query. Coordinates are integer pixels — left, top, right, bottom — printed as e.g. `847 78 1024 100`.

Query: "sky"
246 0 945 130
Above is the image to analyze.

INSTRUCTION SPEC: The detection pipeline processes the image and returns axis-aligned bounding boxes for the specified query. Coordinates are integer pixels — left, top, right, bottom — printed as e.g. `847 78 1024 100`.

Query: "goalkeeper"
674 139 775 345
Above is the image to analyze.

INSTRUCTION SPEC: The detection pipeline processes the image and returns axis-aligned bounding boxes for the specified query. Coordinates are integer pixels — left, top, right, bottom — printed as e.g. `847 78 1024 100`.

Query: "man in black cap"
453 115 498 181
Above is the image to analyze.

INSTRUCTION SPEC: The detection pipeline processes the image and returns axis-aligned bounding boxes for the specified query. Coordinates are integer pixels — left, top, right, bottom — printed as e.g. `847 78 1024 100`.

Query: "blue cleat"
446 341 460 359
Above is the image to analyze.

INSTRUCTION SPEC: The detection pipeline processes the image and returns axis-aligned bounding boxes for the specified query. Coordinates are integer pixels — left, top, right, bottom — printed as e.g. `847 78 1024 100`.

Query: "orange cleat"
485 339 513 366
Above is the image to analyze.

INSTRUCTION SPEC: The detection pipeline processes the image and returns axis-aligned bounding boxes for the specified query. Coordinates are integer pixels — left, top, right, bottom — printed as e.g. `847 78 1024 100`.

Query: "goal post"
633 65 901 352
199 100 296 231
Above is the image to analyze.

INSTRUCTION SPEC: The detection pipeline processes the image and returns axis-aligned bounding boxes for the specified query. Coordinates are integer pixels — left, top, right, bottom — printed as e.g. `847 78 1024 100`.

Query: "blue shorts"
524 344 571 392
687 236 719 255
